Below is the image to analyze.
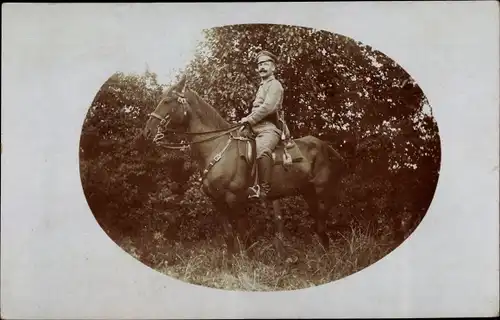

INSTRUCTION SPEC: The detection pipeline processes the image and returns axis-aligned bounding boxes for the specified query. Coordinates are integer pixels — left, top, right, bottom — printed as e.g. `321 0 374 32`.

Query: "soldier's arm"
252 86 264 107
252 95 261 107
246 81 283 126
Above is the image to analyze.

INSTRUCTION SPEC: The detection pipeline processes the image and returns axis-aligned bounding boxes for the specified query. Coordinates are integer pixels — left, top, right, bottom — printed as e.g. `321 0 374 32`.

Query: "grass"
118 225 396 291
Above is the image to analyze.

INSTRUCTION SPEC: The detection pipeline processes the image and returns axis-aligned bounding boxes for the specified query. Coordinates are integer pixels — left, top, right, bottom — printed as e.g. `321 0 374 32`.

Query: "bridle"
147 91 247 150
147 90 253 183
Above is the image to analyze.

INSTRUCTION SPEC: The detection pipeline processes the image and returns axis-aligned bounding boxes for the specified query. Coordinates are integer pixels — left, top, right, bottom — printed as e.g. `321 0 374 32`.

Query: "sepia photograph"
80 23 440 291
2 3 498 318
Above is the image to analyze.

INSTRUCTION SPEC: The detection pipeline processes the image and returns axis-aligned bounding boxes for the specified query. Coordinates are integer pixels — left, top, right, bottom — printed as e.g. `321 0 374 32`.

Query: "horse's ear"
168 74 188 96
178 74 188 94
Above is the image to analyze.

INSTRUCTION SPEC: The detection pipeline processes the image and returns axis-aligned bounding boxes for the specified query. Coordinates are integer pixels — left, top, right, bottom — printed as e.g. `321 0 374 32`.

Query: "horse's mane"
185 89 231 129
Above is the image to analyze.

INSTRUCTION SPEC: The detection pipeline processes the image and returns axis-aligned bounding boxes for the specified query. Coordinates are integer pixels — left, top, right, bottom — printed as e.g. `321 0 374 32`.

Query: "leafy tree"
181 24 441 236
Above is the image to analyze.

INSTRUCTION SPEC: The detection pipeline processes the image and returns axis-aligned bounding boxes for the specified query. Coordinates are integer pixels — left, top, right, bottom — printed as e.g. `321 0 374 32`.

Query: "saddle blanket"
271 143 304 165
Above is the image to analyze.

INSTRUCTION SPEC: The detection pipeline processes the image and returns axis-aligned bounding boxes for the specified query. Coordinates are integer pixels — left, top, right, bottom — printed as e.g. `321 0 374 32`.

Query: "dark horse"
142 75 347 259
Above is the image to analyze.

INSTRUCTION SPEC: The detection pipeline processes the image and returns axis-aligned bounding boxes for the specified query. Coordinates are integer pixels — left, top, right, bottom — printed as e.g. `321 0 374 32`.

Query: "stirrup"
248 185 260 199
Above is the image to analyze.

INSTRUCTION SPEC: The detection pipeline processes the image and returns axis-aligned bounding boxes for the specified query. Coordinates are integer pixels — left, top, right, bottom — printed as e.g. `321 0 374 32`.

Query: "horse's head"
143 75 191 140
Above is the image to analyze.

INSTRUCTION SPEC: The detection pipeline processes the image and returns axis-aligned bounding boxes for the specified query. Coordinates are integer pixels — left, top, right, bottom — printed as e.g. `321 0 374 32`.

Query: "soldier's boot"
248 155 273 200
258 154 273 199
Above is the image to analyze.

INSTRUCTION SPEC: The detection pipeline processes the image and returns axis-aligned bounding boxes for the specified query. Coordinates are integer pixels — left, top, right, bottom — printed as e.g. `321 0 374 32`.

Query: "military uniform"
246 74 283 159
241 50 284 199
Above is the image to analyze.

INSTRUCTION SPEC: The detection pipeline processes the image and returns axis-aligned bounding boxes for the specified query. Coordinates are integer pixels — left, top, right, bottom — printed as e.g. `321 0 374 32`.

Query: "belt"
261 112 279 126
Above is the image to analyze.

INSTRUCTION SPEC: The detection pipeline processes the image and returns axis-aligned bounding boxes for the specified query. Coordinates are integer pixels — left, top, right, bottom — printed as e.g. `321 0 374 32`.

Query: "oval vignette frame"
78 23 441 292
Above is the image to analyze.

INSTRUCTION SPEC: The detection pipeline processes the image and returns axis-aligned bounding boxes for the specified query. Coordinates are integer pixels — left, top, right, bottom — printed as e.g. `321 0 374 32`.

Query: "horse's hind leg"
316 196 331 250
302 190 319 244
271 200 287 258
303 188 330 250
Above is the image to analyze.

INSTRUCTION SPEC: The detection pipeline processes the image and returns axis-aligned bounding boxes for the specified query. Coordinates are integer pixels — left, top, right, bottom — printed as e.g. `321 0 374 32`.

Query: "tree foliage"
79 24 441 262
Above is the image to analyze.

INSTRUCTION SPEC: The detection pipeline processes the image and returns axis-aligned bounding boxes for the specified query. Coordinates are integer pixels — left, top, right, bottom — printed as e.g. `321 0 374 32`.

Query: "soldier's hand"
239 125 253 139
239 117 249 124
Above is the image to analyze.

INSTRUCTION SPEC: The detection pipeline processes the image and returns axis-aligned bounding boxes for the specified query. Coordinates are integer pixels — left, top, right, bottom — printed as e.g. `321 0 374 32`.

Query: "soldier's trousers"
252 121 282 159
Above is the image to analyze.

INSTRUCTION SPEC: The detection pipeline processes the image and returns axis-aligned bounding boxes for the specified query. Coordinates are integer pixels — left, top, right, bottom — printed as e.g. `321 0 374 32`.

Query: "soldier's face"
257 59 275 78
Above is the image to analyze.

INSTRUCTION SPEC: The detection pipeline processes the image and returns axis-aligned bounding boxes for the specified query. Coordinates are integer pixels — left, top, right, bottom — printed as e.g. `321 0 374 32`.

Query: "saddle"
235 126 304 173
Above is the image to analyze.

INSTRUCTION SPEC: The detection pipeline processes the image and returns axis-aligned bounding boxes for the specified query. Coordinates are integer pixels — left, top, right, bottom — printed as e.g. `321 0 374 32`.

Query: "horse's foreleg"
231 203 249 255
212 200 238 256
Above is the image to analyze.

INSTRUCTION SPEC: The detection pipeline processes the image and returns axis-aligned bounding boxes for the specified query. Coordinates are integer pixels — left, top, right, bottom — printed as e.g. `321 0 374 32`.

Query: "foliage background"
79 24 441 290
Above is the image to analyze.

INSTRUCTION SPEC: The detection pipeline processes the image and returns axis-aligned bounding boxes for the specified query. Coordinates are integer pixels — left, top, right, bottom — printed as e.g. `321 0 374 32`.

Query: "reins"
153 123 244 150
151 111 243 136
149 113 247 150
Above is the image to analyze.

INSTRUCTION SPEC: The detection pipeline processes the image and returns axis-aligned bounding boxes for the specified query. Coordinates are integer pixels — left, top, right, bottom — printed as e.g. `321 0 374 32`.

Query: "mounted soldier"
239 50 289 200
142 50 347 255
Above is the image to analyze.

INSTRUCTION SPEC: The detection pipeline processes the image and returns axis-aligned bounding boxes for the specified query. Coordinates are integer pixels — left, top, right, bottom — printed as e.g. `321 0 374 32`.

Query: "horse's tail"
326 143 345 163
324 141 351 175
309 138 348 187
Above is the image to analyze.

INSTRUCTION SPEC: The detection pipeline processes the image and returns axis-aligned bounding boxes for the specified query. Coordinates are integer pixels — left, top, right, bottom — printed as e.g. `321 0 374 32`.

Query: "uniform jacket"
245 75 284 127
